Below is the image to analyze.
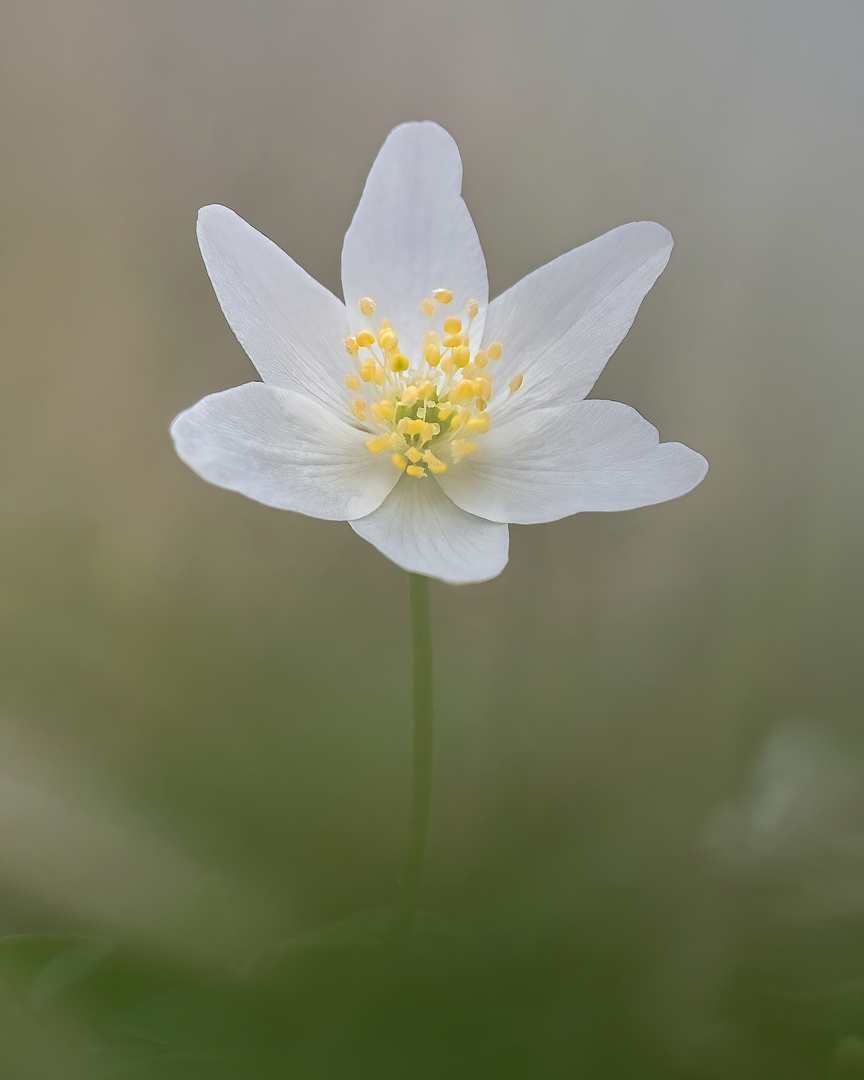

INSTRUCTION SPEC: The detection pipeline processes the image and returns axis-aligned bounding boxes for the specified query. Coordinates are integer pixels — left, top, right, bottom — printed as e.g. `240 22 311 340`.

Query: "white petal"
171 382 397 521
437 399 708 524
341 123 488 358
350 476 509 585
197 205 350 408
485 222 673 416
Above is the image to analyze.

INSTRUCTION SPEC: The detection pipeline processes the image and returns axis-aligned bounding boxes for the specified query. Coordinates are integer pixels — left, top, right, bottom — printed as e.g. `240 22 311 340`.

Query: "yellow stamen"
452 439 478 462
378 328 398 351
487 342 502 360
360 358 376 382
350 398 366 419
423 450 447 474
432 288 453 304
424 344 441 367
371 400 395 421
344 336 359 355
355 330 375 348
405 447 423 464
465 414 490 434
345 374 361 390
359 297 375 317
474 350 488 368
406 465 426 478
443 316 462 335
466 299 479 319
509 373 524 393
475 377 492 399
417 380 435 399
452 379 475 403
392 453 408 470
401 386 420 408
421 297 435 317
390 353 409 372
366 436 387 453
453 345 471 368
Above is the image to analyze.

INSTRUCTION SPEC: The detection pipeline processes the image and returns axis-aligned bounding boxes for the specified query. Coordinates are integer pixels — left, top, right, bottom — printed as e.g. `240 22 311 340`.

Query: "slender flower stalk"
389 573 435 949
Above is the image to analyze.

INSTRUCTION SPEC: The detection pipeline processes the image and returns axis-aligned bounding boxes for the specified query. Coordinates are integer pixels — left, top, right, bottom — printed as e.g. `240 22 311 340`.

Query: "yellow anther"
424 344 441 367
452 379 475 403
423 451 447 474
475 377 492 399
350 397 366 419
406 465 426 478
487 342 502 360
373 363 386 385
416 381 434 400
476 398 487 411
390 353 409 372
453 345 471 368
440 356 454 373
466 299 479 319
474 350 488 368
406 418 426 437
421 297 435 317
397 417 411 434
392 453 407 470
345 373 361 390
443 316 462 335
421 422 437 443
405 447 423 464
344 336 359 355
465 414 490 434
509 373 524 393
452 439 478 462
401 386 420 408
371 399 395 422
359 297 375 317
378 328 398 350
355 330 375 348
436 405 453 420
433 288 453 304
443 334 462 349
360 358 376 382
366 436 387 453
389 432 407 450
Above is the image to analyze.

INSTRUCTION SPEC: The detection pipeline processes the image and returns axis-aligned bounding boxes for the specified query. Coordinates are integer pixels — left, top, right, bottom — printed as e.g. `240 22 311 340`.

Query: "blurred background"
1 0 863 1075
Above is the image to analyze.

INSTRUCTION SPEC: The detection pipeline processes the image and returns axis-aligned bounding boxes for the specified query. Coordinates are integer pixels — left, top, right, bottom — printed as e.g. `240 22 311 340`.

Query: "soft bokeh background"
1 0 863 1075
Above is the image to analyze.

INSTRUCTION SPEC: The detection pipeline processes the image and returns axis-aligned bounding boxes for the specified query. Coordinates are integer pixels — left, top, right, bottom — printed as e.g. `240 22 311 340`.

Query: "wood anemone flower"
172 122 707 584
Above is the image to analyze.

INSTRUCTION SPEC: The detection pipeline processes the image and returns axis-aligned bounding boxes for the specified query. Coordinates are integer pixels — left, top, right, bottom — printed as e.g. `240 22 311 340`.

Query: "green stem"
389 572 435 949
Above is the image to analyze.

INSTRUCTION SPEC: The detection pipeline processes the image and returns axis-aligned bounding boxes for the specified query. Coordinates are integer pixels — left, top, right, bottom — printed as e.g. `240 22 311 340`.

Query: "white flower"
172 122 707 585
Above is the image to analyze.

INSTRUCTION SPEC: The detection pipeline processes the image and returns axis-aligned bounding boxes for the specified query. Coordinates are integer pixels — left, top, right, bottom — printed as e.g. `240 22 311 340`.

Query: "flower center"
342 290 521 478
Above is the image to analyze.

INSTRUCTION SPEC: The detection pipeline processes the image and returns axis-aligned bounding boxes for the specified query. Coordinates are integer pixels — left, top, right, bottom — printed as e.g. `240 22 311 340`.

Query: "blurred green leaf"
250 905 464 975
0 933 110 1001
112 985 225 1051
28 935 116 1008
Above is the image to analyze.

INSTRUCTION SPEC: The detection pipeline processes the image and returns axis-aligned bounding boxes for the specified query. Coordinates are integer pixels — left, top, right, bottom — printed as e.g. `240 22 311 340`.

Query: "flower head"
172 122 707 584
